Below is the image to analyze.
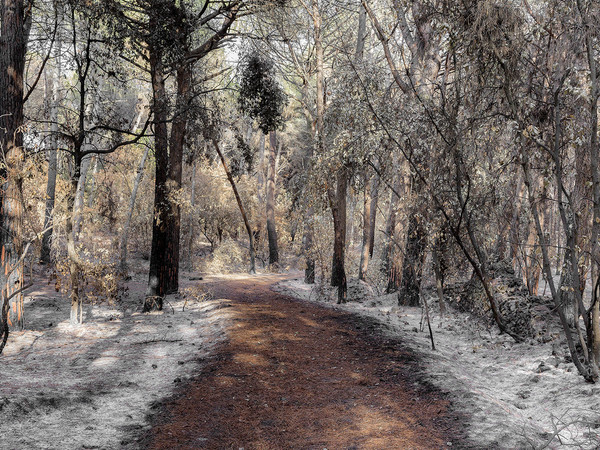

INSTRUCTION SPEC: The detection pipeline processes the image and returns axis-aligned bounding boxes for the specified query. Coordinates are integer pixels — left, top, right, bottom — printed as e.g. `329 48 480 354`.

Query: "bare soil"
142 274 467 449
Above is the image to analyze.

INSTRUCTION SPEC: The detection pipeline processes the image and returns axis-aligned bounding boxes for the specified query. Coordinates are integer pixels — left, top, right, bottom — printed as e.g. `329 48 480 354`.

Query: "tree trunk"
145 43 170 311
382 159 410 293
213 139 256 273
256 133 266 258
67 154 83 325
85 156 100 209
509 173 525 270
119 147 149 276
523 180 545 296
72 154 93 240
329 166 348 303
359 173 374 281
368 171 379 258
398 211 427 307
165 64 191 294
359 169 379 280
578 0 600 364
432 240 446 315
0 0 28 332
186 160 197 270
41 38 60 264
266 130 279 266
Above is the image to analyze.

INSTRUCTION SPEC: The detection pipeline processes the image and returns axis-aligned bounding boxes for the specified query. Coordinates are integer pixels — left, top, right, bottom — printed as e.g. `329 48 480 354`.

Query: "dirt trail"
143 274 467 449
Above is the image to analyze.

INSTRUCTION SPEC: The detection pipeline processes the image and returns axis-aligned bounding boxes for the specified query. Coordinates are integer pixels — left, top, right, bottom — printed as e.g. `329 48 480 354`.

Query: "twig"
131 338 183 345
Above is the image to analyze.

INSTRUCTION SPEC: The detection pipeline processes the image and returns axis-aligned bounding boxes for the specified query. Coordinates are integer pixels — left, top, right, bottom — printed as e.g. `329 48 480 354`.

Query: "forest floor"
141 273 466 449
2 269 599 449
274 277 600 449
1 269 467 449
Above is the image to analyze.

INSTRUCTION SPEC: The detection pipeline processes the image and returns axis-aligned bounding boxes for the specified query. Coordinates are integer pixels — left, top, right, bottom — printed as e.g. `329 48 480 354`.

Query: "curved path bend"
143 274 467 449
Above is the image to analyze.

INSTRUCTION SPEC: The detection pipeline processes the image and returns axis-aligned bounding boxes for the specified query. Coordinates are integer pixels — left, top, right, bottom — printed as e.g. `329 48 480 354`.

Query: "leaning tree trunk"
266 131 279 266
213 139 256 273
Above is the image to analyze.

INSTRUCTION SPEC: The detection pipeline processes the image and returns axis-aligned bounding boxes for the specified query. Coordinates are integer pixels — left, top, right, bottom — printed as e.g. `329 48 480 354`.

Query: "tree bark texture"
0 0 27 331
329 166 348 303
266 131 279 266
144 44 169 311
359 173 374 281
165 64 191 294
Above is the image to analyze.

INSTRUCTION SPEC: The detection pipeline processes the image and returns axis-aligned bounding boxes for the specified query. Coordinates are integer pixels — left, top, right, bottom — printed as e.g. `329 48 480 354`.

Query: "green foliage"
238 53 287 134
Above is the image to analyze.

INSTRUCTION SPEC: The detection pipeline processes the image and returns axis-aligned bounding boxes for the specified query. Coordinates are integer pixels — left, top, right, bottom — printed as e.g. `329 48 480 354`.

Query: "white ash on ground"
0 272 234 450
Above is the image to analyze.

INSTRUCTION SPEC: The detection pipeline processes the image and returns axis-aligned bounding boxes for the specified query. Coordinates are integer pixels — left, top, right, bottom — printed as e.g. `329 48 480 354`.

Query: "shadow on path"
142 274 470 449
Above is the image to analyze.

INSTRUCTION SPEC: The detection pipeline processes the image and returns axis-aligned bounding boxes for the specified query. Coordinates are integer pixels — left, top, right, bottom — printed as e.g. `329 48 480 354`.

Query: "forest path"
143 274 465 449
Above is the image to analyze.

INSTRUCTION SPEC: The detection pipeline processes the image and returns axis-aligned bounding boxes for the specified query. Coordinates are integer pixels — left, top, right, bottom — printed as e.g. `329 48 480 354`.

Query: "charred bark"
144 45 169 311
0 0 29 332
329 166 348 303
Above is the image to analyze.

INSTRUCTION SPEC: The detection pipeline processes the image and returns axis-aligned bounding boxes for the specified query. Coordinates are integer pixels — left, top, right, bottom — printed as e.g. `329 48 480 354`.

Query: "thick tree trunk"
165 65 191 294
119 147 149 276
266 131 279 266
329 166 348 303
213 139 256 273
0 0 27 332
145 45 170 311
